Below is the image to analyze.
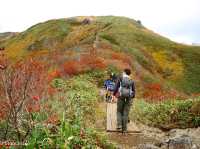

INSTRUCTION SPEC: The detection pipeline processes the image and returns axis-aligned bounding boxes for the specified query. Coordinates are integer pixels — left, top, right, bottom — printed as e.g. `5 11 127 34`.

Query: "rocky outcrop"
136 135 199 149
163 135 197 149
133 123 200 149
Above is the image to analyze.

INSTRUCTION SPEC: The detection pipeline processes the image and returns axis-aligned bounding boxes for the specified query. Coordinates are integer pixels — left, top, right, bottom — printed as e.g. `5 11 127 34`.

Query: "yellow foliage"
63 25 94 47
152 51 184 79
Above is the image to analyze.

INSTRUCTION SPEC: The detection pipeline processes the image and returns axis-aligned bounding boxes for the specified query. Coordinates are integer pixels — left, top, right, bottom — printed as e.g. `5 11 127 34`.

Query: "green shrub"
132 97 200 129
51 78 67 89
27 112 114 148
100 34 119 45
25 76 115 148
0 75 115 148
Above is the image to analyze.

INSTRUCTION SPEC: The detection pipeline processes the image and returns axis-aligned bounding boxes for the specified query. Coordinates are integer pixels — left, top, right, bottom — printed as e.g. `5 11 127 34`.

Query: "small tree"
0 54 47 141
137 20 142 25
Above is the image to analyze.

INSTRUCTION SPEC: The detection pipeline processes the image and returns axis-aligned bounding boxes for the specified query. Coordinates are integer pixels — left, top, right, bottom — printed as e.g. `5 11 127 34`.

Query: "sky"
0 0 199 44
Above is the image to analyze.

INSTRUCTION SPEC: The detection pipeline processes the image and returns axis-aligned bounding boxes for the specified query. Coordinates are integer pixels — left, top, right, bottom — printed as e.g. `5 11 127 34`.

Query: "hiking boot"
122 130 128 136
116 125 122 130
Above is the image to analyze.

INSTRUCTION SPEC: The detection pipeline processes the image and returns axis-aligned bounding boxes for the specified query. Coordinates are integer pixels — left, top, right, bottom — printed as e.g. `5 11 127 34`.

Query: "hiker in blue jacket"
113 68 135 132
104 73 117 102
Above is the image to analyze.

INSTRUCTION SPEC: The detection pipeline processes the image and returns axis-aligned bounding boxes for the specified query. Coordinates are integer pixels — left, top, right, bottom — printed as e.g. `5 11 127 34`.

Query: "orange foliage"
48 69 61 81
191 93 200 98
145 83 162 92
105 59 130 71
111 52 132 66
80 54 106 69
143 83 185 102
90 58 106 69
0 101 9 120
63 54 106 76
143 83 164 102
48 86 57 96
100 43 113 50
63 60 83 76
26 102 41 113
0 56 48 129
46 114 60 125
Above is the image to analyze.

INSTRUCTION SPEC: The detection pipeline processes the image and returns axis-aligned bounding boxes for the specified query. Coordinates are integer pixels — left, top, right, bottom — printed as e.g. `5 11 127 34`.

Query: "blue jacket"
104 79 116 91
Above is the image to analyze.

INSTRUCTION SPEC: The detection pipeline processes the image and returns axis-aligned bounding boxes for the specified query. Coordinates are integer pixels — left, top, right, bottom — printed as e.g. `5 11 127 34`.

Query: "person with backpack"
113 68 135 133
104 73 117 102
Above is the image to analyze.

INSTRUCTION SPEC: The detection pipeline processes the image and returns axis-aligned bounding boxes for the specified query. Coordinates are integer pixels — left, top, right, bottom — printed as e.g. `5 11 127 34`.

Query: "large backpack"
105 80 116 92
119 76 134 98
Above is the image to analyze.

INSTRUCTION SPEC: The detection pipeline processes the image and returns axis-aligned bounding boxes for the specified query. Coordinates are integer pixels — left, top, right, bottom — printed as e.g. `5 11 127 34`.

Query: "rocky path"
106 102 159 148
99 89 200 149
106 102 200 149
106 102 141 133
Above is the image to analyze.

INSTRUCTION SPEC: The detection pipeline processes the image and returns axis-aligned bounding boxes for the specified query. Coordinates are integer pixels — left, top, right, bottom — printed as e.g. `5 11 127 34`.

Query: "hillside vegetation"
0 16 200 148
132 97 200 130
1 16 199 95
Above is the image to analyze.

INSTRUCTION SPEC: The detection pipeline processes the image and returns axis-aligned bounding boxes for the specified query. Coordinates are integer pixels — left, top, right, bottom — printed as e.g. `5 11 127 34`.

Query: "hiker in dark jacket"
113 68 135 132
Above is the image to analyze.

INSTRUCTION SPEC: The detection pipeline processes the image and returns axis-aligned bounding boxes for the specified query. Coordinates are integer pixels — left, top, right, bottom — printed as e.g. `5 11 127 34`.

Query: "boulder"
166 135 193 149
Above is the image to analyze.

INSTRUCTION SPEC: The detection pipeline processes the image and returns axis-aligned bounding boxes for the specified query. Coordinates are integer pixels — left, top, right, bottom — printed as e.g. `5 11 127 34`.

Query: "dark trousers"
117 97 132 131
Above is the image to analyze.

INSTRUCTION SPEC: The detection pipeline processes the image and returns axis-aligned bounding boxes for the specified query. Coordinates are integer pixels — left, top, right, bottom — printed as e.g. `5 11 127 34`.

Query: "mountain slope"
0 16 200 94
0 32 18 43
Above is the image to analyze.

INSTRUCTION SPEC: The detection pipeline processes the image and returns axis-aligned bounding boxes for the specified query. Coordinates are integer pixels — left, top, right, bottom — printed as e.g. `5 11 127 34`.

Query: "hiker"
104 73 117 102
113 68 135 132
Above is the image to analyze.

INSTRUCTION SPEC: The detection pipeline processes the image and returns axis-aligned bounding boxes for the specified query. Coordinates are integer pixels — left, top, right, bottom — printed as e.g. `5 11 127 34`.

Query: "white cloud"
0 0 200 43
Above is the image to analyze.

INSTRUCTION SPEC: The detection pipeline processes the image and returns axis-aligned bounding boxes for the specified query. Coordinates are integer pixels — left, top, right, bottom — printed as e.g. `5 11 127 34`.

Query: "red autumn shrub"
80 54 106 70
112 52 124 60
48 69 61 81
26 103 40 113
105 59 130 71
100 43 113 50
88 58 106 69
111 52 132 65
62 55 106 77
143 83 184 102
145 83 162 92
143 83 164 102
0 101 9 120
48 86 57 96
0 53 8 70
46 114 59 125
63 60 82 76
191 93 200 98
0 55 48 141
32 95 40 101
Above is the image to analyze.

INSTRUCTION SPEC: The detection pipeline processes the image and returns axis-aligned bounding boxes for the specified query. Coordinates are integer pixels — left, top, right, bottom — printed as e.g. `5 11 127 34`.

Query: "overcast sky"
0 0 199 44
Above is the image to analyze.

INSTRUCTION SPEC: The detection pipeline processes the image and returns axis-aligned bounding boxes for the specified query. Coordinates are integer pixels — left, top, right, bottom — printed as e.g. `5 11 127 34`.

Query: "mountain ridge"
0 16 200 95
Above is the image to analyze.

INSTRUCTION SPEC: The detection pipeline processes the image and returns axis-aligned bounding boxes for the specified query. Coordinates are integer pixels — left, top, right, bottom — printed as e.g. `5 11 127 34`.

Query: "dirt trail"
98 90 159 148
104 103 158 149
106 115 159 148
104 102 200 149
107 130 159 149
98 90 200 148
